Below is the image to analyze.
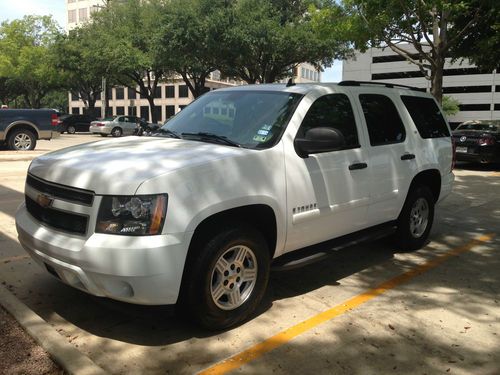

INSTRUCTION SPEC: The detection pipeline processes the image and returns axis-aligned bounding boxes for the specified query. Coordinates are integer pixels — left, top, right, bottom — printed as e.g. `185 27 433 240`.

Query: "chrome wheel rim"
210 245 258 311
112 128 121 136
14 133 32 150
68 125 76 134
409 198 429 238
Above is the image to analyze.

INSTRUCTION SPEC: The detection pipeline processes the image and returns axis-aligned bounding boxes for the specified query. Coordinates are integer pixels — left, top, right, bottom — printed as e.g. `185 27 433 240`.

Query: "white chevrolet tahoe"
16 81 454 329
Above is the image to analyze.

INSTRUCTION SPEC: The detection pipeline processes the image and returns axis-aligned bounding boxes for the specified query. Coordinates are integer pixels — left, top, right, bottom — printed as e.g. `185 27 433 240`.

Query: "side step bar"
271 222 397 272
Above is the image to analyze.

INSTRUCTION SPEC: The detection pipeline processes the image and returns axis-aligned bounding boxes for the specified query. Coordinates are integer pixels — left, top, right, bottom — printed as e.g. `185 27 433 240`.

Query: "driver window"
118 116 125 122
298 94 359 149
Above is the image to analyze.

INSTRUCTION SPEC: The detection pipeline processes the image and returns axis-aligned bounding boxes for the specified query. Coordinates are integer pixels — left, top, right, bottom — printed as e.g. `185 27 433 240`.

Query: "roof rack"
338 80 426 92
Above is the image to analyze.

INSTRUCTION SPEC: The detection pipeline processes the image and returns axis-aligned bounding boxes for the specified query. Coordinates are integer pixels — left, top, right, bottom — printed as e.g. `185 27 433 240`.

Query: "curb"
0 156 38 162
0 285 108 375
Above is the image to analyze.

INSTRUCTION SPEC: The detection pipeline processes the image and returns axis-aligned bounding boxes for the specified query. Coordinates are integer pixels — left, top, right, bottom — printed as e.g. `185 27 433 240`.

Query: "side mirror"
294 127 345 158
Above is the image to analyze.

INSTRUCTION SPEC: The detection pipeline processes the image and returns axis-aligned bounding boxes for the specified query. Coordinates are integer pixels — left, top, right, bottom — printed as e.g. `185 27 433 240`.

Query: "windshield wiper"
181 132 241 147
154 128 181 139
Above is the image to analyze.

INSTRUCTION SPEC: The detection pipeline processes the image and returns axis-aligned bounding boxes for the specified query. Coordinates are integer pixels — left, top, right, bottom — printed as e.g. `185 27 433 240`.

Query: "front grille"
26 174 94 205
25 196 88 235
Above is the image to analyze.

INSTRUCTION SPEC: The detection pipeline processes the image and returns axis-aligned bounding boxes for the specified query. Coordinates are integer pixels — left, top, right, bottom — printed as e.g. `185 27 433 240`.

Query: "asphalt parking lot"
1 135 499 374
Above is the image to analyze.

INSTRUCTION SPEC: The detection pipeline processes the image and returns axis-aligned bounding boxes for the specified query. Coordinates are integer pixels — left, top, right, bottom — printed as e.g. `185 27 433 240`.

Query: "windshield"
161 90 303 149
457 122 499 132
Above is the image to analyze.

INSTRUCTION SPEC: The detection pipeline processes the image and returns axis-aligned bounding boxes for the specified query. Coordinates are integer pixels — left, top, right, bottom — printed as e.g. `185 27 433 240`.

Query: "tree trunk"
146 95 158 123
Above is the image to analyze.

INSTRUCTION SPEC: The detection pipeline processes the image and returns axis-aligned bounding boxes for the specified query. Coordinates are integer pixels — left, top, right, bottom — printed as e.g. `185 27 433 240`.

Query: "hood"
28 137 251 195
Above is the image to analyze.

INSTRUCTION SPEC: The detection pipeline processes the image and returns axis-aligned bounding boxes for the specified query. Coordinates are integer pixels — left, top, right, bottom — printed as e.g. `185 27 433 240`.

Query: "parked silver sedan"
89 115 144 137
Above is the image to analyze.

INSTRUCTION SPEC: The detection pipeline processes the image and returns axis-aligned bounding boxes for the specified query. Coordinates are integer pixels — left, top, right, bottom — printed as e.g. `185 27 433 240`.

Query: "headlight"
96 194 167 235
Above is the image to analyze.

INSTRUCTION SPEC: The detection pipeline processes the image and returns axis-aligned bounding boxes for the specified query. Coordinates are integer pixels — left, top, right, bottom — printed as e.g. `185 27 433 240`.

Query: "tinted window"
401 96 450 138
128 88 136 100
359 94 406 146
298 94 359 149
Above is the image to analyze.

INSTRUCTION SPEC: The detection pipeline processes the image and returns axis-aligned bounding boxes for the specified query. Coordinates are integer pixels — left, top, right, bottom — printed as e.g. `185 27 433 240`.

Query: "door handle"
348 162 368 170
401 153 416 160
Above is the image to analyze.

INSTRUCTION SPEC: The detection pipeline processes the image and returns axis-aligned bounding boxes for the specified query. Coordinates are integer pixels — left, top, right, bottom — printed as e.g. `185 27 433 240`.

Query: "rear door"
354 92 417 224
284 92 371 252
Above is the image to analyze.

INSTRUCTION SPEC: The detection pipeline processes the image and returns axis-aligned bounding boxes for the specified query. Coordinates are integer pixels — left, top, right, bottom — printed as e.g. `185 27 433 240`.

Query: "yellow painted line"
1 255 30 264
200 233 495 375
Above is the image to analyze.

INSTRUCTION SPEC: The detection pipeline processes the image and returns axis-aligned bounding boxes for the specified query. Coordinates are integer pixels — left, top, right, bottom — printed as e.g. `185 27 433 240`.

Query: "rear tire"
7 129 36 151
111 127 122 137
395 186 434 251
67 125 76 134
179 225 270 330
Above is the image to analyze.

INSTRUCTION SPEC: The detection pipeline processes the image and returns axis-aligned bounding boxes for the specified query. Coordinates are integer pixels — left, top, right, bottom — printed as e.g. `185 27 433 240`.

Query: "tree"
157 0 229 98
323 0 487 103
52 27 105 112
221 0 351 84
441 95 460 116
90 0 170 123
0 16 64 108
450 0 500 71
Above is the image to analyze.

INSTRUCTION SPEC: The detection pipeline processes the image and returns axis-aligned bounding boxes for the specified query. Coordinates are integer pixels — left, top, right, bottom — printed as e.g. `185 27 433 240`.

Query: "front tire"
180 226 270 330
67 125 76 134
395 186 435 251
7 129 36 151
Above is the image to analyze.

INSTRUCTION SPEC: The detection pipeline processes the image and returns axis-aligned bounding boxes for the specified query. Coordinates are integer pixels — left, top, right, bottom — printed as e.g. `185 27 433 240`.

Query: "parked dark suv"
60 114 97 134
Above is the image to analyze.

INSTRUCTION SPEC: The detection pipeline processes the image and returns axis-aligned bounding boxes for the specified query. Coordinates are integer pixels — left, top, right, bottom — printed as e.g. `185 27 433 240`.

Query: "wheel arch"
5 122 40 140
409 169 441 203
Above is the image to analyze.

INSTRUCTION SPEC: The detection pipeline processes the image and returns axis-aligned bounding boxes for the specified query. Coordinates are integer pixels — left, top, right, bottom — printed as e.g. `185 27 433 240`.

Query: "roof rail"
338 80 426 92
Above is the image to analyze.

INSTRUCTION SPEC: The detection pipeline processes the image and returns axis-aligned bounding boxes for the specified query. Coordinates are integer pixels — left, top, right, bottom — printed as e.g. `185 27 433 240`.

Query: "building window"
458 104 491 111
494 104 500 110
71 92 79 101
179 105 187 111
68 9 76 23
140 90 147 99
128 88 136 100
155 86 162 99
301 67 305 78
443 86 492 94
179 85 189 98
78 8 88 22
165 85 175 98
128 106 137 116
153 106 161 122
140 106 149 121
115 87 124 100
165 105 175 118
116 106 125 115
71 107 80 114
359 94 406 146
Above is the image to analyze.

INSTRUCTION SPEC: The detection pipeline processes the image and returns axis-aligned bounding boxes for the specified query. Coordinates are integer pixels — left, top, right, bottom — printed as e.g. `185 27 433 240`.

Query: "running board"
271 222 397 272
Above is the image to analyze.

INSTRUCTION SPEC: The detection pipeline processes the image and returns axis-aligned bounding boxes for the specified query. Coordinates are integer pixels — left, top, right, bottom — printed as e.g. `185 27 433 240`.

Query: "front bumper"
16 203 191 305
89 125 111 135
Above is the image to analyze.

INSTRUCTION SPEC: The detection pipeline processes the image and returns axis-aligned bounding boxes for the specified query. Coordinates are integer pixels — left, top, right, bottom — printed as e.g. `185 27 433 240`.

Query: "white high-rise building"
66 0 107 31
343 46 499 129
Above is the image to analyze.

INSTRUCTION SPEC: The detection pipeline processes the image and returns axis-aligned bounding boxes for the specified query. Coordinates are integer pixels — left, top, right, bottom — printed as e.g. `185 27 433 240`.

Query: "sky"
0 0 343 82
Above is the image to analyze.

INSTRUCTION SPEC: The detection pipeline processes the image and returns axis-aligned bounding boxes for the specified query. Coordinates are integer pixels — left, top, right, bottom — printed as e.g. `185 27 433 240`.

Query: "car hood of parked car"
28 137 253 195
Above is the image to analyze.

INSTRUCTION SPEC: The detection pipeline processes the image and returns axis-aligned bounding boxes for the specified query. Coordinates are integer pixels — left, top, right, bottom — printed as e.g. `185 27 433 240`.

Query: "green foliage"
88 0 169 122
441 95 460 116
52 27 106 109
450 0 500 71
0 16 64 108
220 0 351 83
316 0 492 103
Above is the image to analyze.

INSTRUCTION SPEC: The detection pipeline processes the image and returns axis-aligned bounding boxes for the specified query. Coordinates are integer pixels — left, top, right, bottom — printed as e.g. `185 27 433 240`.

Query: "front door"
284 93 371 252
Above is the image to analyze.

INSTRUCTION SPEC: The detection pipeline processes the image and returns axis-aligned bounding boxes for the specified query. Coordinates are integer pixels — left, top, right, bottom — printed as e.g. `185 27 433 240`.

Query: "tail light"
95 122 104 127
51 113 59 126
451 137 456 171
478 136 495 146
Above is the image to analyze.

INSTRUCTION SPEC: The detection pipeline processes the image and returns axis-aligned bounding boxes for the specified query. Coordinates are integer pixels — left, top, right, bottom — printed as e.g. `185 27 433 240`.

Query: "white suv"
16 81 454 329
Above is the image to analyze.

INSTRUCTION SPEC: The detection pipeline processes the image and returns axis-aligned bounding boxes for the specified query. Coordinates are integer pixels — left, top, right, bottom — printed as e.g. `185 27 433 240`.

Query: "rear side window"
299 94 359 149
359 94 406 146
401 96 450 138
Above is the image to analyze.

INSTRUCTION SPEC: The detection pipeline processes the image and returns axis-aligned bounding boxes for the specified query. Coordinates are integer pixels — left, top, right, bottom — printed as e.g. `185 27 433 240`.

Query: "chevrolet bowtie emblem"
36 193 53 208
460 136 467 142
